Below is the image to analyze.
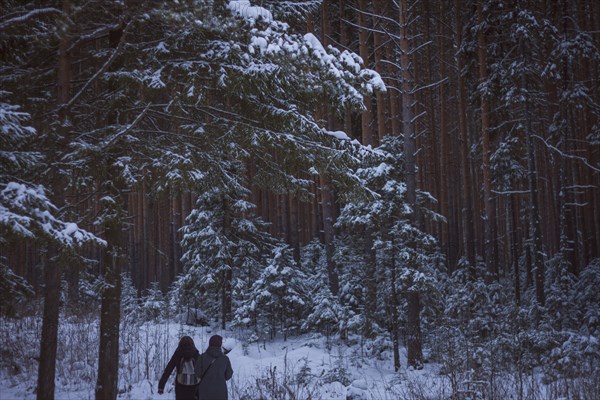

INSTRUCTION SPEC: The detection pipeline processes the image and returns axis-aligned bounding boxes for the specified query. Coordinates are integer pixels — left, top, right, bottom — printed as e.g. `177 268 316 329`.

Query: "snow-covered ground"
1 320 454 400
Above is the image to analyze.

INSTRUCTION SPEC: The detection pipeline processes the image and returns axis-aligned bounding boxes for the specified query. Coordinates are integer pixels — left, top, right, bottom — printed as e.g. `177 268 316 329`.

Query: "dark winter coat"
195 346 233 400
159 342 200 400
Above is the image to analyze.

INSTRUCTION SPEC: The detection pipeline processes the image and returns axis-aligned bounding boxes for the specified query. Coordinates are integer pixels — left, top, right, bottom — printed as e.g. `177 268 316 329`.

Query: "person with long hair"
158 336 200 400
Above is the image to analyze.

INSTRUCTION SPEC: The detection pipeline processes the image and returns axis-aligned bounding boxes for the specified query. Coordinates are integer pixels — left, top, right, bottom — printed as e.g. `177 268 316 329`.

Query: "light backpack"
176 357 200 386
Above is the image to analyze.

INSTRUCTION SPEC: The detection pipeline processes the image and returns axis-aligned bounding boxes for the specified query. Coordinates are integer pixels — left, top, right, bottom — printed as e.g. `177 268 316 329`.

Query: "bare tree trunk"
509 194 521 305
37 8 71 396
95 217 123 400
519 37 545 306
320 174 339 295
358 0 375 147
390 244 401 372
476 0 498 282
373 0 389 142
37 246 61 400
399 0 423 370
455 0 476 275
437 0 449 267
363 226 377 339
526 128 545 307
339 0 353 135
222 196 232 328
289 195 300 263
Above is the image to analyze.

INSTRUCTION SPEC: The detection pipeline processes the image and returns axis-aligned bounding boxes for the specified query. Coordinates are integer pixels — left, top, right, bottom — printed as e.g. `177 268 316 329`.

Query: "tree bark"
455 0 476 275
320 174 339 295
37 8 71 397
95 215 123 400
37 246 61 400
358 0 375 147
476 0 498 282
399 0 423 369
373 0 389 142
390 244 400 372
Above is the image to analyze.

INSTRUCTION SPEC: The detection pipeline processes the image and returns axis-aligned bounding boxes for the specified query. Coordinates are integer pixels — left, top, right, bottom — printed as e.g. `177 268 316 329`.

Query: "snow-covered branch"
100 105 150 150
61 20 132 113
0 182 105 247
533 134 600 173
0 8 64 31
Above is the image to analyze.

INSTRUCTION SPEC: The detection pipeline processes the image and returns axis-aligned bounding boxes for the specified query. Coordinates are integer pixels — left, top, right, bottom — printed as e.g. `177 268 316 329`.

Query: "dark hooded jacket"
158 340 200 399
195 346 233 400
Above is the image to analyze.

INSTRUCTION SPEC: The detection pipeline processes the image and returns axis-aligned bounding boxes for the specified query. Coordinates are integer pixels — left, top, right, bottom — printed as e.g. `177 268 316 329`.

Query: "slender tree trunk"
509 194 521 305
320 174 339 295
37 246 61 400
526 132 544 307
455 0 476 275
390 246 401 372
476 0 497 282
358 0 375 147
289 194 300 264
363 227 377 339
399 0 423 369
339 0 353 135
222 196 232 327
437 0 449 267
373 0 389 142
519 44 545 306
38 8 71 397
96 209 124 400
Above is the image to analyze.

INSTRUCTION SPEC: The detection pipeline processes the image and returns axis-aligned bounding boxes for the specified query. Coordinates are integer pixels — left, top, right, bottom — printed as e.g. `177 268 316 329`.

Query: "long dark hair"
179 336 195 348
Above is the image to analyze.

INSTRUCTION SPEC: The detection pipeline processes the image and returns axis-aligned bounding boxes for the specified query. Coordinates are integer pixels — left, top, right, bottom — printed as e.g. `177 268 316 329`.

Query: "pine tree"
181 185 276 328
235 244 307 340
336 135 442 371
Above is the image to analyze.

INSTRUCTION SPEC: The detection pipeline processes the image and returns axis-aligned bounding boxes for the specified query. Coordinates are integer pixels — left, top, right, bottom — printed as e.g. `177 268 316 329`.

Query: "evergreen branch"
66 23 123 53
60 19 132 113
100 105 150 150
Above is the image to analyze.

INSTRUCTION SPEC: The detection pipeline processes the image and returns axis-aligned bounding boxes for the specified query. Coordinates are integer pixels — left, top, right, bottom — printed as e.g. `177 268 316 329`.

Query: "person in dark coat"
195 335 233 400
158 336 200 400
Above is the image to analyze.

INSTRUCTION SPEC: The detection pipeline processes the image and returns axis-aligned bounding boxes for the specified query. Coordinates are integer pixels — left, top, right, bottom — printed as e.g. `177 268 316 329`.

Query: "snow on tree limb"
60 19 132 113
0 8 64 31
0 182 105 247
533 134 600 173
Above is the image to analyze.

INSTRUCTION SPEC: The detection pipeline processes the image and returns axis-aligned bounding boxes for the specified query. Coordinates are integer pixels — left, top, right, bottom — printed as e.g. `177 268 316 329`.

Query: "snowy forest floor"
0 314 575 400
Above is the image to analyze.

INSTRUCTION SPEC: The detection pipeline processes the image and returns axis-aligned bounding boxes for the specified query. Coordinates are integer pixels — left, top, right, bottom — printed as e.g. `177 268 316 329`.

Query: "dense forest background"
1 0 598 399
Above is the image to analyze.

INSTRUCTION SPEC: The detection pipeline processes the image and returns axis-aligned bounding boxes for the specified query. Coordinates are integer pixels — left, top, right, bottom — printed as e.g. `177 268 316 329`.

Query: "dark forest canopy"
0 0 598 399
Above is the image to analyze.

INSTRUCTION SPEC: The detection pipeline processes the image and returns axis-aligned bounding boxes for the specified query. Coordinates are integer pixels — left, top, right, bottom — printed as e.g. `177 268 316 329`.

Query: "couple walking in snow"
158 335 233 400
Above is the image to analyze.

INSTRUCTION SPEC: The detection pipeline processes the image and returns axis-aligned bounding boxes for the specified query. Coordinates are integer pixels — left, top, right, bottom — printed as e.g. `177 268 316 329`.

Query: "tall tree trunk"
289 195 300 264
455 0 476 275
559 0 579 275
373 0 389 142
320 174 339 295
222 196 232 328
519 37 545 307
437 0 449 268
399 0 423 369
510 194 521 305
37 8 71 397
37 246 61 400
363 227 377 339
390 241 401 372
339 0 353 135
96 207 124 400
476 0 498 282
358 0 375 147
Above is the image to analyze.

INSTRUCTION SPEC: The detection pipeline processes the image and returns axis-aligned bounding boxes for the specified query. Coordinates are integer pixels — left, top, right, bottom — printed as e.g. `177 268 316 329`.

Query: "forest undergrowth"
1 279 598 400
